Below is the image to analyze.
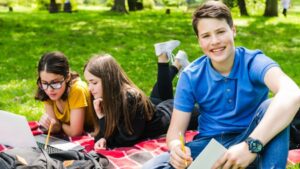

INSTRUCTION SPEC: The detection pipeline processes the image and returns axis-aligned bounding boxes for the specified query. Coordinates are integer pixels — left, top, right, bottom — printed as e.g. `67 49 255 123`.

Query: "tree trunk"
223 0 234 8
128 0 137 11
127 0 143 11
238 0 248 16
264 0 278 16
49 0 58 13
63 0 72 13
111 0 127 13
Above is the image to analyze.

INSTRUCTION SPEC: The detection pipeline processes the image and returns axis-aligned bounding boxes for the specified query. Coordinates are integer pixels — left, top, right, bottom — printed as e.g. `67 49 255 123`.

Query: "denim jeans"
142 99 289 169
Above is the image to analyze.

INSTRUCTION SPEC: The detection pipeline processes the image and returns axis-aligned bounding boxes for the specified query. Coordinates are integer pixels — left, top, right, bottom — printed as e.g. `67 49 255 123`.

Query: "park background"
0 0 299 168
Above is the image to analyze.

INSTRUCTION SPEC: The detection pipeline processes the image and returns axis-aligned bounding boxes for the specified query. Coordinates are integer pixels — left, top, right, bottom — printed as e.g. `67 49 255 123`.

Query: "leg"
226 99 273 145
150 54 178 103
259 127 289 168
151 40 190 104
283 8 287 16
142 137 212 169
142 152 174 169
223 99 289 168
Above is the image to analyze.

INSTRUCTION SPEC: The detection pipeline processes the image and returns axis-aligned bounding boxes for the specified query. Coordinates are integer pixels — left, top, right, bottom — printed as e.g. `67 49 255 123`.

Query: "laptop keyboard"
36 142 62 154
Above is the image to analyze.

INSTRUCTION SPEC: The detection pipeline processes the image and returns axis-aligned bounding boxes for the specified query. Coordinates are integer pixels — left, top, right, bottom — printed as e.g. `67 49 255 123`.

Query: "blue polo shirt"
174 47 279 136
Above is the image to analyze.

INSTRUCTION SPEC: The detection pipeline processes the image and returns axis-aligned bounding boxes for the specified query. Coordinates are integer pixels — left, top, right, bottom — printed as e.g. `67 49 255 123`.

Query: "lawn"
0 3 299 168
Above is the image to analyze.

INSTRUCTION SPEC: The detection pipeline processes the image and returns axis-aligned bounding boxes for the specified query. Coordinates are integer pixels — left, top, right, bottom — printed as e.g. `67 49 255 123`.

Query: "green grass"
0 5 300 168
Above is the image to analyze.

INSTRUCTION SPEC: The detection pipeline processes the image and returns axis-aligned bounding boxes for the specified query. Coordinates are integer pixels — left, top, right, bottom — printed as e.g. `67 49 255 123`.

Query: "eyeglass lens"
40 81 64 90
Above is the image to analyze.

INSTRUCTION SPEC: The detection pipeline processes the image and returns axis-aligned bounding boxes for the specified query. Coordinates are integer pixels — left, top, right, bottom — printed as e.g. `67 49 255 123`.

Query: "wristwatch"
245 137 263 154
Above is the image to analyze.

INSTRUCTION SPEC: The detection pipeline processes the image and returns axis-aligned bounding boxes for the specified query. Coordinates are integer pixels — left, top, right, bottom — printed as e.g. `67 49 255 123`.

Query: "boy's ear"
232 25 237 37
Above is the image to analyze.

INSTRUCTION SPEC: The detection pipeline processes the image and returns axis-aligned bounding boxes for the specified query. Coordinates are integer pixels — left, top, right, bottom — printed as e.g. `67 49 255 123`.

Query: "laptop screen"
0 110 84 152
0 110 38 148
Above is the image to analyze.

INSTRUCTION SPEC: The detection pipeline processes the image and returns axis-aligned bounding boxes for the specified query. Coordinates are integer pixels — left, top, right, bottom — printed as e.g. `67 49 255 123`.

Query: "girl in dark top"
84 40 197 149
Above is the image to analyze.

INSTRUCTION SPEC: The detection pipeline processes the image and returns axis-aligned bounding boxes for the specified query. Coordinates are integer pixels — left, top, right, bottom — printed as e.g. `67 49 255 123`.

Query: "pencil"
44 121 53 150
179 132 187 166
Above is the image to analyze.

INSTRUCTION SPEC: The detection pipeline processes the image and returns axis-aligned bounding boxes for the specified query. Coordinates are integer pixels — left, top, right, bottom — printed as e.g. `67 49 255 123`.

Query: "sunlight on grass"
77 5 110 11
0 7 299 168
234 18 253 27
0 79 43 121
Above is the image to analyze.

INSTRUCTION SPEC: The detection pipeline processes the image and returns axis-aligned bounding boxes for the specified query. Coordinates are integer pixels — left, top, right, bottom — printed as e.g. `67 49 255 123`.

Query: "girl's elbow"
69 130 83 137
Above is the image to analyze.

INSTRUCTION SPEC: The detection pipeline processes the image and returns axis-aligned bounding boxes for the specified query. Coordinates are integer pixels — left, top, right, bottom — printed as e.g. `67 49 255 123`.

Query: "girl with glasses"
35 51 98 137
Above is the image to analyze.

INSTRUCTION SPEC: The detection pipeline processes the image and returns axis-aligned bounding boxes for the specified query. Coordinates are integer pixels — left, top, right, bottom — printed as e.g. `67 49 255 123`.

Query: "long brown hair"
84 54 155 138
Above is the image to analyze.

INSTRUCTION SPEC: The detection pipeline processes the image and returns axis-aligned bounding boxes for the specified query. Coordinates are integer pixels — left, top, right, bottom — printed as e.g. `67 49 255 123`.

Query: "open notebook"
0 110 84 153
188 138 227 169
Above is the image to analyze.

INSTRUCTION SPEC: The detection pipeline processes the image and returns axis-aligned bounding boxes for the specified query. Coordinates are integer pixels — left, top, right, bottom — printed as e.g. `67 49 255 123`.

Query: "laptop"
0 110 84 153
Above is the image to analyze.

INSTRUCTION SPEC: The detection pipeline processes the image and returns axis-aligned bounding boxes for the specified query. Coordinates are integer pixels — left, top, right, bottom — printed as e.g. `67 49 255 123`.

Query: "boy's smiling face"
197 18 236 72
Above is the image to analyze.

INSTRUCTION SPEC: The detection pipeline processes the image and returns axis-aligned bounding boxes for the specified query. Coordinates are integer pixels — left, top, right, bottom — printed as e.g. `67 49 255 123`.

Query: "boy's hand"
94 138 107 150
93 98 104 118
169 144 193 169
212 142 257 169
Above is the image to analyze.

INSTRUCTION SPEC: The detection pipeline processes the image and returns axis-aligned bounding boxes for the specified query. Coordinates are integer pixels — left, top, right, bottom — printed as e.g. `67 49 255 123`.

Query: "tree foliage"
223 0 279 17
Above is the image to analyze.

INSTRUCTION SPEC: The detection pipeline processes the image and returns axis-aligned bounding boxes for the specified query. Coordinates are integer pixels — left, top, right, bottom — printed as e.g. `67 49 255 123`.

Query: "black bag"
0 147 109 169
290 108 300 149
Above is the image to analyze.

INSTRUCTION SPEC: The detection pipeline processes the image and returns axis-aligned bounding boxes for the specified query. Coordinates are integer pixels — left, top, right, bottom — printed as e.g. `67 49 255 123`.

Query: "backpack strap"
49 150 109 169
0 152 15 169
87 151 109 169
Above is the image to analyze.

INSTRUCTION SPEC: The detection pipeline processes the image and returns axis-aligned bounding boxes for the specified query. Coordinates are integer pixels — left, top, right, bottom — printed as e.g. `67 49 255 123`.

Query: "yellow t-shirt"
45 78 94 131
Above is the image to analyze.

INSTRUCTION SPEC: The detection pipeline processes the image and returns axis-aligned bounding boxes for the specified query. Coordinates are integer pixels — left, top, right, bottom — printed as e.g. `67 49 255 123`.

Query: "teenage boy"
142 1 300 169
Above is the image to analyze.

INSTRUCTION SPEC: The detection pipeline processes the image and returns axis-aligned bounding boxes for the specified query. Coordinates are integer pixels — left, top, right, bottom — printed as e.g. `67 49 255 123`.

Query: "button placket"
224 78 235 110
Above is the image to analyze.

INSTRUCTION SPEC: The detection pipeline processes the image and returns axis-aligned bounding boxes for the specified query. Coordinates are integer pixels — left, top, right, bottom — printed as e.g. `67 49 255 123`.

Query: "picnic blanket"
0 121 299 168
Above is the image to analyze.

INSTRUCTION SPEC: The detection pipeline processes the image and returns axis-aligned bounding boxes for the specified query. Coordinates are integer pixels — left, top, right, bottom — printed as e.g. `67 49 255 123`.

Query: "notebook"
188 138 227 169
0 110 84 153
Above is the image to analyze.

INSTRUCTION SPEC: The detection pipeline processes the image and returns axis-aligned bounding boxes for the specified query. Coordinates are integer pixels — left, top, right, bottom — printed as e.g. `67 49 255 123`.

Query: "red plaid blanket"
96 131 197 168
0 121 299 168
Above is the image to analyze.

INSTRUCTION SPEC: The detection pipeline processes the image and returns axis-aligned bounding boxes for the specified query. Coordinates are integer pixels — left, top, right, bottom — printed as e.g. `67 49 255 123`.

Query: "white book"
188 138 227 169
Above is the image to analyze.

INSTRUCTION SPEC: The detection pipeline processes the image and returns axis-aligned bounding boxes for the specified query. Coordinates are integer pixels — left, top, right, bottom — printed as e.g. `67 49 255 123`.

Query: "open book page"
188 138 227 169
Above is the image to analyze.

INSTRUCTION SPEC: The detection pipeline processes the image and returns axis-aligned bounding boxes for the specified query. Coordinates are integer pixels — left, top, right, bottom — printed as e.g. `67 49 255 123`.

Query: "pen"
179 132 187 166
44 121 53 150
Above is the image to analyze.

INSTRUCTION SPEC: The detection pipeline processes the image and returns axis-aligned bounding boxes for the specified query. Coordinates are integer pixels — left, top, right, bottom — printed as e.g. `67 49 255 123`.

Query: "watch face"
246 137 263 153
250 140 263 153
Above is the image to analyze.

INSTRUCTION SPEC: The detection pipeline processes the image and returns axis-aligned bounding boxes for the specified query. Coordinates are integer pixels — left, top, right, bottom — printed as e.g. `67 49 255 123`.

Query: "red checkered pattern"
0 121 299 168
96 131 197 169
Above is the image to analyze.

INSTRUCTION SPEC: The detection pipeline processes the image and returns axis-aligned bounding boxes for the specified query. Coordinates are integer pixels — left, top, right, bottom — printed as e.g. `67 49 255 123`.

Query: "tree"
49 0 58 13
128 0 143 11
111 0 127 13
264 0 278 16
223 0 248 16
237 0 248 16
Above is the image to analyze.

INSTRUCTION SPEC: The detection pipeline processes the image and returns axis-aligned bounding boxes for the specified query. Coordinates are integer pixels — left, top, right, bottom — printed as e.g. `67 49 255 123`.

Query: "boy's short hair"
192 1 233 36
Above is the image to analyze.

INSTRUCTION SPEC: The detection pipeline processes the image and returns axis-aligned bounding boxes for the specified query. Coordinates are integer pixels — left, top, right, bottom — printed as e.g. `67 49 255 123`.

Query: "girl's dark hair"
84 54 155 139
192 1 233 37
35 51 79 101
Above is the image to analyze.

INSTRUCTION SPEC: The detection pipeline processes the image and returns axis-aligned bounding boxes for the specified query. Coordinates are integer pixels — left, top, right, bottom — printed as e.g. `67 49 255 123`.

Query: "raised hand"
93 97 104 118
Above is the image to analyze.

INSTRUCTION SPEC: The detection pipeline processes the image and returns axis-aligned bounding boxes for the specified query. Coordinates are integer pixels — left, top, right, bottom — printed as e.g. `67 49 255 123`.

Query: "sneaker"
154 40 180 63
175 50 190 71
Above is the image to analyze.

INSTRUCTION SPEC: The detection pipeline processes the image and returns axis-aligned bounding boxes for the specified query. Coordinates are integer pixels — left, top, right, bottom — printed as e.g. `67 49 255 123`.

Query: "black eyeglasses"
39 79 65 90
